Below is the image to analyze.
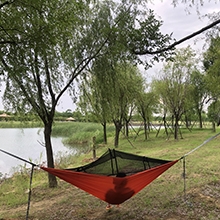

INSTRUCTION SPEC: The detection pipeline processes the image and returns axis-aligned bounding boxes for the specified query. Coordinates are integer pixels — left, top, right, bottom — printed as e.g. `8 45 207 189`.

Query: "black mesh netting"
67 149 171 176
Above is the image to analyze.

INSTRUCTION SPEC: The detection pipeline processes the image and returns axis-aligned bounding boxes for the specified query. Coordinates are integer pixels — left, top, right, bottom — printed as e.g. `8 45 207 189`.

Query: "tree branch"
0 0 16 9
0 40 16 44
0 1 9 9
55 4 133 107
134 18 220 55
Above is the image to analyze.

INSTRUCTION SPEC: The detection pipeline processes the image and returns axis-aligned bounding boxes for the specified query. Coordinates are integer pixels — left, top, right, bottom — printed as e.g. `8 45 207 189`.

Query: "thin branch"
44 56 55 104
0 0 17 10
0 40 16 44
134 18 220 55
0 1 10 9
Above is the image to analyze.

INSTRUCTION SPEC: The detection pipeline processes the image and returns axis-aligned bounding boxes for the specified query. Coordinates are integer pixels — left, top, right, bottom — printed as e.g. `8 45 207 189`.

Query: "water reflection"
0 128 78 175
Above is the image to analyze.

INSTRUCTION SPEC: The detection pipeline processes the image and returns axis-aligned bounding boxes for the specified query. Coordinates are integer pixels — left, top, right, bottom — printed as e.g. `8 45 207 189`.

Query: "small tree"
136 91 158 140
207 101 220 132
153 47 197 140
189 70 208 128
203 37 220 99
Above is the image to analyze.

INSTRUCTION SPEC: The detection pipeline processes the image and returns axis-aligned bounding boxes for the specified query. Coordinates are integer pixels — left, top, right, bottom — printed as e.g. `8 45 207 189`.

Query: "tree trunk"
114 120 122 147
125 120 129 137
44 122 58 188
163 116 169 138
198 111 203 129
185 115 190 129
102 122 107 144
144 120 148 140
212 121 216 132
174 114 179 140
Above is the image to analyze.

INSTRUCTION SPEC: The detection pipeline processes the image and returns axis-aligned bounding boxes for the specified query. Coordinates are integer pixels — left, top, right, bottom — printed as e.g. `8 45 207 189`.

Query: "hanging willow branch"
0 0 16 9
0 1 10 9
133 18 220 55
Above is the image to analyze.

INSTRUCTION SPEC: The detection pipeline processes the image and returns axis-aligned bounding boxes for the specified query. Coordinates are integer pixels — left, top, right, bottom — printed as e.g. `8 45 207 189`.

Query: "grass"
0 125 220 219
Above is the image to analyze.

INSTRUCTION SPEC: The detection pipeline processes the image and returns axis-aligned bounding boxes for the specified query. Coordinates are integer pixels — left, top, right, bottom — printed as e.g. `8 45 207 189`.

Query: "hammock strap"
0 149 37 220
0 148 37 167
180 132 220 201
181 132 220 159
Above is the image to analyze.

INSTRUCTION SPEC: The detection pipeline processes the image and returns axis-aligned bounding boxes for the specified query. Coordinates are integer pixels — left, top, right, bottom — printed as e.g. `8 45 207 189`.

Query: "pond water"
0 128 78 176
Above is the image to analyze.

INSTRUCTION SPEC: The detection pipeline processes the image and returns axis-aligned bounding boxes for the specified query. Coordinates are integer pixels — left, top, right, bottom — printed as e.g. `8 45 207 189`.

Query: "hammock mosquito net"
67 148 173 176
41 149 178 204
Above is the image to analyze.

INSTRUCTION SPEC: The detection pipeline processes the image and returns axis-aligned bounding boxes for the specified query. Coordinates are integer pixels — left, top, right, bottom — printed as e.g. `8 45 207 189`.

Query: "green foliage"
207 100 220 123
152 46 199 139
203 37 220 99
0 168 31 207
0 0 91 113
78 60 146 146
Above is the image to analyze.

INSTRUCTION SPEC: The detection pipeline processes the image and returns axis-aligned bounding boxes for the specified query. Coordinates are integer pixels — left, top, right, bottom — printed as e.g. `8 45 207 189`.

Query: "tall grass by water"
52 122 115 146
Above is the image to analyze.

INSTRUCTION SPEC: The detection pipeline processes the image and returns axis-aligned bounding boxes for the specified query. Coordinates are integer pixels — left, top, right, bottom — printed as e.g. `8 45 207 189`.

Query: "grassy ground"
0 125 220 219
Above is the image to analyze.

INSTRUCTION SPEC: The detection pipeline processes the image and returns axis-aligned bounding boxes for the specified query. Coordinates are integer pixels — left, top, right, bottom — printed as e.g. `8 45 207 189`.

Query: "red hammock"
41 160 178 204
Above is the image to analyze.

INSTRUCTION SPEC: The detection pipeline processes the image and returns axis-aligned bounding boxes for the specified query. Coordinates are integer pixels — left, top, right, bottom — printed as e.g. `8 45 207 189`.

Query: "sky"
0 0 219 112
144 0 220 82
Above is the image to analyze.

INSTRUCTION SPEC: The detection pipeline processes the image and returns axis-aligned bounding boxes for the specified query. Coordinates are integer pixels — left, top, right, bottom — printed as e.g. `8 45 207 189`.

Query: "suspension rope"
0 148 38 220
180 132 220 159
0 148 37 167
180 132 220 201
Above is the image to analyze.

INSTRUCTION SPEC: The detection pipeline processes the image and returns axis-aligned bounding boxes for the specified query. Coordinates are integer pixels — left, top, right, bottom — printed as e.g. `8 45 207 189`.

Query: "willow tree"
0 0 110 187
111 63 145 147
136 91 159 140
77 2 173 146
78 61 145 147
0 0 174 187
203 37 220 98
78 56 114 144
188 70 208 128
153 47 198 140
203 36 220 129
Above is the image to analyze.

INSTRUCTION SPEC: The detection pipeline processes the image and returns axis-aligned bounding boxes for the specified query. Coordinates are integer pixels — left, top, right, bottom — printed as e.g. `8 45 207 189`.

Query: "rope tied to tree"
181 132 220 159
179 132 220 200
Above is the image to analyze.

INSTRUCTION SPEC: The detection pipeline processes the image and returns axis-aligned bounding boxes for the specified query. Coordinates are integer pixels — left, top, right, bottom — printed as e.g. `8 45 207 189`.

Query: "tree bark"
102 122 107 144
144 120 148 141
212 121 216 133
198 111 203 129
174 114 179 140
125 120 129 137
114 120 123 147
163 115 169 139
44 122 58 188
